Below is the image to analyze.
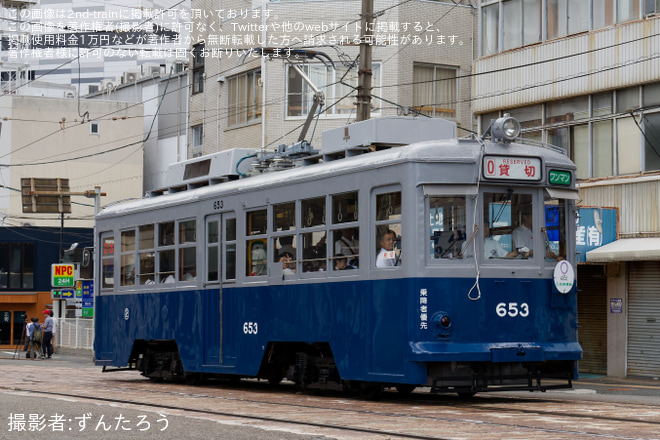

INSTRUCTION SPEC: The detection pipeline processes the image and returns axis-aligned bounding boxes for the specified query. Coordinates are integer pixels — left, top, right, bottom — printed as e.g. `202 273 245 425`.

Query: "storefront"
587 238 660 378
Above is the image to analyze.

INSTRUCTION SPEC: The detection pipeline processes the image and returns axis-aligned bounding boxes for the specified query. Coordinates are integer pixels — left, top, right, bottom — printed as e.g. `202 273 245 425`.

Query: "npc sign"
51 263 75 287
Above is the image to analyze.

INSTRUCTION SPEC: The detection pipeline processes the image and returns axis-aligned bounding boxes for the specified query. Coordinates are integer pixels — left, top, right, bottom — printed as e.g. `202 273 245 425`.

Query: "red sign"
483 156 542 181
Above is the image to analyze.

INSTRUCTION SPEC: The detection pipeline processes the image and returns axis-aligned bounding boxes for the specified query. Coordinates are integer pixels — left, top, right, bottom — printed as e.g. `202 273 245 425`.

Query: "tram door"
204 213 236 366
205 215 223 365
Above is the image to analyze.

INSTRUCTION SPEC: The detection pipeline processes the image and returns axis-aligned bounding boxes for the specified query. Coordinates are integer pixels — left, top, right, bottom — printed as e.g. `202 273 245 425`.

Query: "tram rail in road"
1 354 660 439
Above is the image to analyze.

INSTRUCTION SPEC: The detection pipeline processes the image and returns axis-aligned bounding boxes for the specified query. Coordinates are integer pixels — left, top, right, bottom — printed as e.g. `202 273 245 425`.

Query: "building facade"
0 95 144 346
0 0 190 97
474 0 660 378
188 0 477 157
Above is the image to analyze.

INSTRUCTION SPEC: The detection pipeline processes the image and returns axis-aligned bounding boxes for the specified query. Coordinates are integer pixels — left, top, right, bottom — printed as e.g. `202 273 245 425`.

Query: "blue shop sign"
576 207 617 263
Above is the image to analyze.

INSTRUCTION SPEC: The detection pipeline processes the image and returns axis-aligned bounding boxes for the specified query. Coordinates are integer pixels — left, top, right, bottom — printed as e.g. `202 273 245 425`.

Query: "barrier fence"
55 318 94 351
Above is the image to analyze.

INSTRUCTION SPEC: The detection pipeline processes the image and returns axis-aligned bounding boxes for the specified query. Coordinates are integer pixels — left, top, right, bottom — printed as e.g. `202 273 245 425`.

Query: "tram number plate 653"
243 322 258 334
496 302 529 317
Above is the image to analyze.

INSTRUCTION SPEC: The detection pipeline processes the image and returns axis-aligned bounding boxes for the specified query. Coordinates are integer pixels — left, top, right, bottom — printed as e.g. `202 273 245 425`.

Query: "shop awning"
586 238 660 262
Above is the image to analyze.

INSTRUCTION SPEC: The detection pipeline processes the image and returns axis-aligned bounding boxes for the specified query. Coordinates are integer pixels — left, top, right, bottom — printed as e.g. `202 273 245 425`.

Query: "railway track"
5 373 660 440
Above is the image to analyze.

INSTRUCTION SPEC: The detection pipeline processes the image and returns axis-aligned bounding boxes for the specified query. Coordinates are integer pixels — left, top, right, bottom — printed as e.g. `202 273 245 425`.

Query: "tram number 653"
243 322 258 334
496 302 529 318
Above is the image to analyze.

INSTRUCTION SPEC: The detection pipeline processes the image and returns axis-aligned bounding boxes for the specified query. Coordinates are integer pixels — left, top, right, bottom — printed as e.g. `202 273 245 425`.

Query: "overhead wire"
2 1 659 168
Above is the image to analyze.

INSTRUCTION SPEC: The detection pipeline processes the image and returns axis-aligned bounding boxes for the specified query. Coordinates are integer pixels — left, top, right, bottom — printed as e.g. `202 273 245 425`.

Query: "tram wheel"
359 382 384 401
268 374 284 386
341 380 361 396
184 373 203 385
395 384 416 394
456 390 477 397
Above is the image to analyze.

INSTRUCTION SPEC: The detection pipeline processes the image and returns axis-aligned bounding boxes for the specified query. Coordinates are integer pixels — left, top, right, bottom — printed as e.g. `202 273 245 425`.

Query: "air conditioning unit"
173 61 189 73
142 63 163 77
100 79 115 90
122 71 138 84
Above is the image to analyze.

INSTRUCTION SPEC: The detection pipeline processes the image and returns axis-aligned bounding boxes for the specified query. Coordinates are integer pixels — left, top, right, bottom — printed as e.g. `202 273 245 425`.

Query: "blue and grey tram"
94 115 582 397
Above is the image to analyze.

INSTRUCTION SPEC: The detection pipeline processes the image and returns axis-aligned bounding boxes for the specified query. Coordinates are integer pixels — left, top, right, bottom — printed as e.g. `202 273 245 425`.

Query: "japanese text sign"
483 156 542 181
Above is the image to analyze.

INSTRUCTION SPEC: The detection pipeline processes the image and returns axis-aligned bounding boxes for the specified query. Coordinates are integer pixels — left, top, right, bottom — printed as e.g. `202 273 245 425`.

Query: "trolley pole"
356 0 374 122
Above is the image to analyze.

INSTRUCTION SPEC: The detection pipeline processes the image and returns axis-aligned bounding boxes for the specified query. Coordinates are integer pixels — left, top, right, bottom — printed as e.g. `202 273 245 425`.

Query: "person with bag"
27 317 43 360
41 310 55 359
23 316 32 359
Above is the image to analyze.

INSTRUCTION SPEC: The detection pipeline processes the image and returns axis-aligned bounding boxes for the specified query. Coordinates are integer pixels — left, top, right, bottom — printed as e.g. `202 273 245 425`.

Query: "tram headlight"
490 114 520 144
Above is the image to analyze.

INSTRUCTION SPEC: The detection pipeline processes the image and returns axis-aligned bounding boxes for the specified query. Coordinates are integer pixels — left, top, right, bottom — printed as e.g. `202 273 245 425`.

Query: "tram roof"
98 133 574 219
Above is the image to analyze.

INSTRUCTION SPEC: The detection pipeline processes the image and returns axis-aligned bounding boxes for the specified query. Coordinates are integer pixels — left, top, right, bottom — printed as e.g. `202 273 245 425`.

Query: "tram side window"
120 230 136 286
101 235 114 289
375 191 402 267
274 202 295 231
429 196 466 260
331 193 359 270
158 221 176 282
274 235 297 275
543 196 566 261
273 202 297 276
302 197 327 272
224 217 237 280
138 224 155 284
302 197 325 228
179 220 197 281
247 209 267 277
207 219 219 282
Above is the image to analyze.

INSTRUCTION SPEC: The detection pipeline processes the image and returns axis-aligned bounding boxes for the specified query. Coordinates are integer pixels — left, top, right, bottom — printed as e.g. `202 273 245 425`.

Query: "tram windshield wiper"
492 189 513 224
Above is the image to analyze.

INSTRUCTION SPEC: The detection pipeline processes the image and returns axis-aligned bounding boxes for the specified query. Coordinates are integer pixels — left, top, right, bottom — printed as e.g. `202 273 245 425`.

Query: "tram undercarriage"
105 340 574 399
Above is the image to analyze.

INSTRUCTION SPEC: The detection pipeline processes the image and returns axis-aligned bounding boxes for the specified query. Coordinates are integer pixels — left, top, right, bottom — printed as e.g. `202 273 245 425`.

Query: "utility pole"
356 0 374 122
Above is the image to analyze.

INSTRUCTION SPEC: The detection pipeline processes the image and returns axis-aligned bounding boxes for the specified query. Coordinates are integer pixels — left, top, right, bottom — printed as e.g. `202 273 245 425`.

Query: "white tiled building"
473 0 660 379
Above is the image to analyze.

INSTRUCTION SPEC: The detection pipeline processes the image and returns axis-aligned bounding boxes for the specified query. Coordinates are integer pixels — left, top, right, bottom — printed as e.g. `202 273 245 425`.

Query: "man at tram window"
335 228 359 268
483 223 510 259
279 245 297 275
510 206 558 260
511 205 534 258
376 229 401 267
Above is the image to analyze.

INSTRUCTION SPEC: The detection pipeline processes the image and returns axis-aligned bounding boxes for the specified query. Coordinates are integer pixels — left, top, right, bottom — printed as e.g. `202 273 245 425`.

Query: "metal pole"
59 212 64 263
356 0 374 122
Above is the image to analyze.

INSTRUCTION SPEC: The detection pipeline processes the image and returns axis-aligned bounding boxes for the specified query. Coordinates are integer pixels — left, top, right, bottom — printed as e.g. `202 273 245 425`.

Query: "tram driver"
483 223 511 259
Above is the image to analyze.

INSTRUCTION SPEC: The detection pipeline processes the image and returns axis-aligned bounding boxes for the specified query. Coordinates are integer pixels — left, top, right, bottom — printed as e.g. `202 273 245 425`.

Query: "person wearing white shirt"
483 223 509 258
376 229 401 267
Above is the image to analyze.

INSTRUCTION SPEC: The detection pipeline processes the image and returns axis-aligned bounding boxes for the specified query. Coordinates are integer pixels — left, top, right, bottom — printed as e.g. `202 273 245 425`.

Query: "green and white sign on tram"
549 169 572 186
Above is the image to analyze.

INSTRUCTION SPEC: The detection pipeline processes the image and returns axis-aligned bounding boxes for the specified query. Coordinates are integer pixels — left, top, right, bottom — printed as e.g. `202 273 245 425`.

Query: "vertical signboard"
576 207 617 263
76 280 94 318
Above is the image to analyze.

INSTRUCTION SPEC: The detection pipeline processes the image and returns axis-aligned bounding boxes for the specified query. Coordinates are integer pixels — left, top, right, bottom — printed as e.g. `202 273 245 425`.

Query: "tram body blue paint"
95 275 580 385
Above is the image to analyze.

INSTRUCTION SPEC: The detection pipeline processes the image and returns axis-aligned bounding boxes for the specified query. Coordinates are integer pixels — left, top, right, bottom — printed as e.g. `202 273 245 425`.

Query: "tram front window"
429 196 466 260
483 192 533 259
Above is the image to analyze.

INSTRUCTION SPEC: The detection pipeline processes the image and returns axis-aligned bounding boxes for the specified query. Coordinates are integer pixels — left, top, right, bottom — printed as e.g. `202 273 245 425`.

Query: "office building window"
286 63 381 117
413 64 457 118
192 43 204 94
227 70 262 127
